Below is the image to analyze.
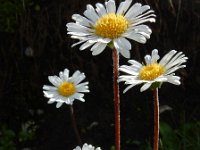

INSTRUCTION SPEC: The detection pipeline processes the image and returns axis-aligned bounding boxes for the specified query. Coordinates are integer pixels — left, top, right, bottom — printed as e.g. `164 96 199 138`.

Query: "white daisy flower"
43 68 89 108
66 0 156 58
119 49 188 92
73 143 101 150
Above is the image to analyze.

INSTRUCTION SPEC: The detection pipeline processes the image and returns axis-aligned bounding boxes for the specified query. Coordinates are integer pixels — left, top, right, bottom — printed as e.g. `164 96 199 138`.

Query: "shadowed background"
0 0 200 150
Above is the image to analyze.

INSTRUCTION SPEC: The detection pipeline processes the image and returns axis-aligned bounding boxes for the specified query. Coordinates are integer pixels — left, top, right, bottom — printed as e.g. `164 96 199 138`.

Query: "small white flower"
119 49 188 92
67 0 156 58
73 143 101 150
43 68 89 108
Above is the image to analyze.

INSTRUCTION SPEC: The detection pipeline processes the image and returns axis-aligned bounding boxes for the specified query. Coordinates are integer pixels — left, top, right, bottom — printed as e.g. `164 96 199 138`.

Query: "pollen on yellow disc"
139 63 165 80
95 13 129 39
58 82 76 97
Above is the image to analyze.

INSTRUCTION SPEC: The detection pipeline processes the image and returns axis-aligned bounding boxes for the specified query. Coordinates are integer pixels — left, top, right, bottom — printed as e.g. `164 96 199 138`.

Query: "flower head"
119 49 188 92
73 143 101 150
43 68 89 108
67 0 156 58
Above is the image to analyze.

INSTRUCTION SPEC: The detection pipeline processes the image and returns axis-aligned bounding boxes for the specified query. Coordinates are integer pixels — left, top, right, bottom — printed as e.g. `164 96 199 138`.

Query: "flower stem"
112 48 120 150
69 105 82 146
153 88 159 150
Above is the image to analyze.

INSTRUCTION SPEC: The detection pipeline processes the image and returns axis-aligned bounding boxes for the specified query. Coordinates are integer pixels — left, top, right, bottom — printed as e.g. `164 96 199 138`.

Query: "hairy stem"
112 48 120 150
153 88 159 150
69 105 82 146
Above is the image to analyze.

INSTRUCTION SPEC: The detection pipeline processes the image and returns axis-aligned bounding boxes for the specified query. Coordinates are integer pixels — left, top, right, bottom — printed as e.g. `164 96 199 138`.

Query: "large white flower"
119 49 188 92
73 143 101 150
66 0 156 58
43 68 89 108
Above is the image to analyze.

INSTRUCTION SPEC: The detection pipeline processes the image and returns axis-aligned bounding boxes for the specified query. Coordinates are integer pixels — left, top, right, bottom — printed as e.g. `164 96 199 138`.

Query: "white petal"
131 18 156 26
64 69 69 81
118 48 131 58
88 37 111 44
73 146 81 150
72 93 85 102
82 144 92 150
130 14 156 25
125 3 142 18
140 82 152 92
67 23 92 33
56 102 64 108
43 91 58 98
164 53 187 70
167 75 181 85
154 76 168 82
144 55 151 64
52 95 65 102
48 76 62 87
72 14 93 27
124 31 147 43
43 85 57 91
119 65 139 75
71 40 87 48
105 0 116 13
113 38 131 51
117 0 133 14
165 59 187 71
159 50 177 66
133 10 155 20
78 97 85 102
76 82 89 88
96 3 107 16
122 64 141 73
123 80 144 93
84 6 99 23
118 75 134 82
87 4 99 20
123 84 135 93
47 100 55 104
127 26 152 39
66 97 74 105
165 65 186 75
118 37 132 50
91 43 107 55
73 73 86 85
131 24 152 34
59 71 65 81
70 70 81 83
76 84 89 93
68 31 93 36
80 41 95 50
126 5 150 19
128 60 143 67
151 49 160 63
167 52 184 64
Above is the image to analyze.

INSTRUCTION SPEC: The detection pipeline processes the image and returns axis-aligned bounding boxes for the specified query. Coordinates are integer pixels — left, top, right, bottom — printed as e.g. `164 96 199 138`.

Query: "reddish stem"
69 105 82 146
153 88 159 150
112 48 120 150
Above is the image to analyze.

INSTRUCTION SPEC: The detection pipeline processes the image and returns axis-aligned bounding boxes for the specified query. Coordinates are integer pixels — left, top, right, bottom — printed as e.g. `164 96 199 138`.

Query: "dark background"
0 0 200 150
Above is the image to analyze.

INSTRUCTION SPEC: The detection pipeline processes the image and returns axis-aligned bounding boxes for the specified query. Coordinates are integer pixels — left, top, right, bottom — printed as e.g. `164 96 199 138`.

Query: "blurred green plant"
0 121 37 150
0 0 40 32
125 121 200 150
159 121 200 150
0 126 16 150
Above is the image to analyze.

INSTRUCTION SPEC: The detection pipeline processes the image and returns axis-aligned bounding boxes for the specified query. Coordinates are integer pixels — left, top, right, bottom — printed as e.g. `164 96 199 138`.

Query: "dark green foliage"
0 126 16 150
0 122 36 150
159 121 200 150
0 0 40 32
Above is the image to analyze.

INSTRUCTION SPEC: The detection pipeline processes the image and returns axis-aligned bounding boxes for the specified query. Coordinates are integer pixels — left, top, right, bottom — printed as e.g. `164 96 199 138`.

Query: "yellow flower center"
95 13 129 39
139 63 165 80
58 82 76 97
